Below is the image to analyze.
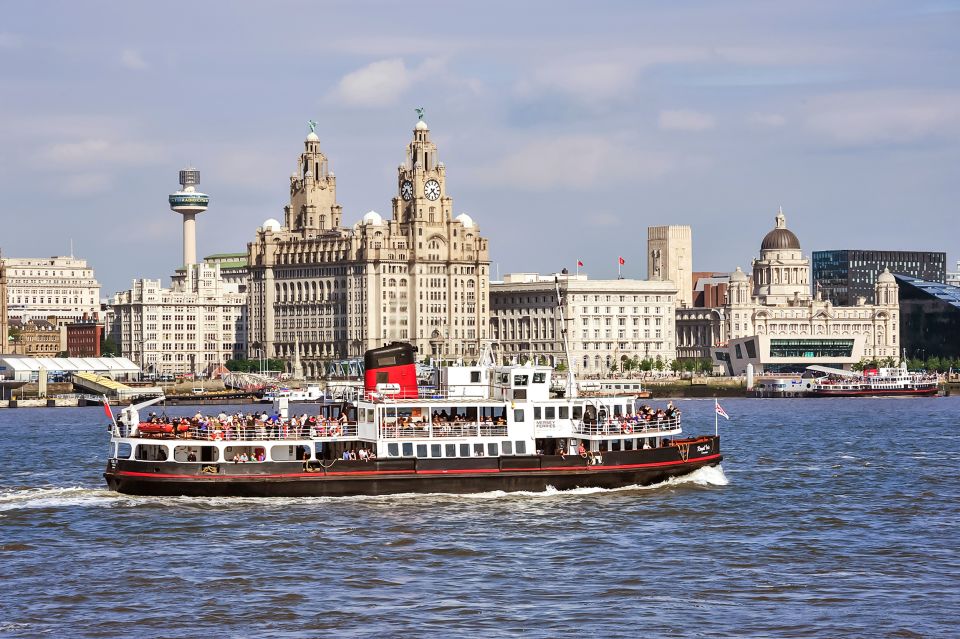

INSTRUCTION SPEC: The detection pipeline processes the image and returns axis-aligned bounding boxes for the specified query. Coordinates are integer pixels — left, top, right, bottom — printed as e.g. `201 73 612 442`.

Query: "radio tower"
168 168 210 266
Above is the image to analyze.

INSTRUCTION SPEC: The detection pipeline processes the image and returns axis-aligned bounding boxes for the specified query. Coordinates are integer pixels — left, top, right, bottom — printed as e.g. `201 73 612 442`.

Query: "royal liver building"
247 118 490 376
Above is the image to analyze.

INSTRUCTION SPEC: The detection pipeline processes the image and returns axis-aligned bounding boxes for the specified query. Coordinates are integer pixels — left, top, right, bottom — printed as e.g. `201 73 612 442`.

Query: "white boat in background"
260 385 325 403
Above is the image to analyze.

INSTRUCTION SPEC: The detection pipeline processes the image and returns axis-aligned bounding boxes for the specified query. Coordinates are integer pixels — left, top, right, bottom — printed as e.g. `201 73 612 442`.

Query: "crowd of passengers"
588 401 681 434
385 409 507 432
136 410 352 440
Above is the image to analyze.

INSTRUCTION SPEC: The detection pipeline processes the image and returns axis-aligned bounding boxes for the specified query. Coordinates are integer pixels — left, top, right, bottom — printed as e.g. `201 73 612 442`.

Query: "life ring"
213 431 223 441
623 424 633 434
333 426 342 437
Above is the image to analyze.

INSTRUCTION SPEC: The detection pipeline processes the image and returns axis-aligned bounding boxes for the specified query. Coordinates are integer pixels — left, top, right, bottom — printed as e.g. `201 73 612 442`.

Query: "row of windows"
387 440 528 458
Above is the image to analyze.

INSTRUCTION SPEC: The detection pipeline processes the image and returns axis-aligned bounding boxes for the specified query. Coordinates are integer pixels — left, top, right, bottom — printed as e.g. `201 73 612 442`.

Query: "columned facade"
491 273 678 375
248 120 490 376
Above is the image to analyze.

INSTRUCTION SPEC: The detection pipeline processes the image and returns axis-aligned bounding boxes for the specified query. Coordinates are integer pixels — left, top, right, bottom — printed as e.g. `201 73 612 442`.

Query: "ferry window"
515 440 527 454
533 372 546 384
470 371 481 383
135 444 167 461
545 406 556 419
514 375 528 386
514 409 525 422
534 406 542 420
416 444 428 458
431 444 442 457
445 444 456 457
612 440 621 451
487 443 499 457
116 442 132 459
460 443 470 457
388 443 399 457
573 406 583 420
502 440 513 455
270 445 300 461
402 443 414 456
474 443 484 456
559 406 569 419
614 405 622 417
624 439 634 451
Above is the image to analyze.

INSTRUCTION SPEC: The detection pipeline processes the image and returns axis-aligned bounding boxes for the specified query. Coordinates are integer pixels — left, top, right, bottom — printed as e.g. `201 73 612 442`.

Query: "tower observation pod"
169 168 209 266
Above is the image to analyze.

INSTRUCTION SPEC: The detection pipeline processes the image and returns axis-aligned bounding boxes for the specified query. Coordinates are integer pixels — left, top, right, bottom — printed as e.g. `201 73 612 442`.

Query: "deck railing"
378 422 509 439
574 416 681 436
128 423 359 441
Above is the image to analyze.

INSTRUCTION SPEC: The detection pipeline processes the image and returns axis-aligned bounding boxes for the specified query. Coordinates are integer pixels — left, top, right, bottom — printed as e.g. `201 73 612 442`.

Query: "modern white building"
947 260 960 288
2 256 101 321
490 272 678 375
110 262 247 377
0 355 140 382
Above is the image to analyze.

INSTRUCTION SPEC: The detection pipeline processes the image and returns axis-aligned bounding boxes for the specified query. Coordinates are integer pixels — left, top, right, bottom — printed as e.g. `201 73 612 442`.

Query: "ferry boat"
803 364 939 398
259 385 325 404
103 342 721 497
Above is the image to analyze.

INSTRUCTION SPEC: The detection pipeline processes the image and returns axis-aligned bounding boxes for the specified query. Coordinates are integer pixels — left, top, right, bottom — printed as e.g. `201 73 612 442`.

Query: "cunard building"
248 118 490 376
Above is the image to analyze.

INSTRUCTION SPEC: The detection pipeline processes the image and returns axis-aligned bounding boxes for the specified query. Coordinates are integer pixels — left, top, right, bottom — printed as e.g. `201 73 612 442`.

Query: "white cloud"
658 109 716 132
515 47 707 102
749 112 787 127
330 58 411 107
471 134 677 190
120 48 147 70
804 91 960 145
36 138 166 167
61 172 113 196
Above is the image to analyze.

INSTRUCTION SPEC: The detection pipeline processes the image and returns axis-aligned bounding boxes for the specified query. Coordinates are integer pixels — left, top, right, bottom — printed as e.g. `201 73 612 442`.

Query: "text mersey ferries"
104 343 721 497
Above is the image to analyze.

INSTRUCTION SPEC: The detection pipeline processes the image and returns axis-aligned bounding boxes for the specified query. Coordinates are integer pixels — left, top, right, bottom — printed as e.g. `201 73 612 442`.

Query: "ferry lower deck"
104 435 721 497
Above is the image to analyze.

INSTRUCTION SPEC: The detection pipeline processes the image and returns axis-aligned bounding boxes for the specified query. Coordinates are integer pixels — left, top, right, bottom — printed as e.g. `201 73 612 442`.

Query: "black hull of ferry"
104 436 721 498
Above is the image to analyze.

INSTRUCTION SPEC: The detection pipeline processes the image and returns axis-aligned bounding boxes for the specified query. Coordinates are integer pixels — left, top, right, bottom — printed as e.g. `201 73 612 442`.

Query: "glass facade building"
895 275 960 359
813 250 946 306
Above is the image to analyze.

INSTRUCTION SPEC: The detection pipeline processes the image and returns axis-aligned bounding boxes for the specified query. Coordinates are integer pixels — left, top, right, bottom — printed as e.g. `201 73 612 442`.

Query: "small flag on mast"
618 256 625 265
577 260 583 267
103 396 115 422
715 400 730 420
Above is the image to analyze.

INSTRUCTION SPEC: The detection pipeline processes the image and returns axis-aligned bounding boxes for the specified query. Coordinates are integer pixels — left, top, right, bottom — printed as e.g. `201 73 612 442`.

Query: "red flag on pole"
577 260 583 267
618 256 625 265
103 396 115 422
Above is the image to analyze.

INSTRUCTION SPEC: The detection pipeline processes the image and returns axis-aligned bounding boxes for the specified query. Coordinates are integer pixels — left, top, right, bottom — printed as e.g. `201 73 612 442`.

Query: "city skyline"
2 1 958 294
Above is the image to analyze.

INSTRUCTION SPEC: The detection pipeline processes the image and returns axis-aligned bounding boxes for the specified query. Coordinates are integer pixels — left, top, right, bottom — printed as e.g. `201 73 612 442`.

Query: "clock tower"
392 117 453 227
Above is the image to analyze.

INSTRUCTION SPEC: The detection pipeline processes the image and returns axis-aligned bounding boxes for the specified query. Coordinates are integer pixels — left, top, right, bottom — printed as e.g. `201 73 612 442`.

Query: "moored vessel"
803 364 939 397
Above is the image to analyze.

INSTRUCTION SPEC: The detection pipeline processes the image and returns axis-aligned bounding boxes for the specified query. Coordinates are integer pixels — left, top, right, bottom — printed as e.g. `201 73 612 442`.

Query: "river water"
0 397 958 638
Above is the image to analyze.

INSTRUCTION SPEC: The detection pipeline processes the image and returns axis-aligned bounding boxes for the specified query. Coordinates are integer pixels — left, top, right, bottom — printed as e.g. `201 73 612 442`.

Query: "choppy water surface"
1 398 958 638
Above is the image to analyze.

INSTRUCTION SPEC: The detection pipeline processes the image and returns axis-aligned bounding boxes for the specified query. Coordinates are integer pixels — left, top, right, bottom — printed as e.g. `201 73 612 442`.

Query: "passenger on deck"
187 450 197 462
577 442 587 457
342 450 350 461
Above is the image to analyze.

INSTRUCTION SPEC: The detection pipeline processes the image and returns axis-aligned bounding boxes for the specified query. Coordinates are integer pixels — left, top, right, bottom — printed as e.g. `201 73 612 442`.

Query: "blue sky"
2 1 958 294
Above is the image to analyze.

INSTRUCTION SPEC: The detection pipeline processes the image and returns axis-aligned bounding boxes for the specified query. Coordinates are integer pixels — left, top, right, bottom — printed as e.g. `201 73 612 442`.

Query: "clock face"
424 179 441 201
400 180 414 201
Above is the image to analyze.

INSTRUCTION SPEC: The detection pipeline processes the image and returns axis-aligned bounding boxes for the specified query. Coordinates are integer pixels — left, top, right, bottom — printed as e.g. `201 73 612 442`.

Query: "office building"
2 256 101 322
247 118 490 377
490 272 678 374
813 249 946 305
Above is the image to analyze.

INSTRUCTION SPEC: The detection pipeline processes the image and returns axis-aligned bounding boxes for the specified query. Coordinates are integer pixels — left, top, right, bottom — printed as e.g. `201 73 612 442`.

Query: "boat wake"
0 466 729 511
0 486 126 513
459 463 730 500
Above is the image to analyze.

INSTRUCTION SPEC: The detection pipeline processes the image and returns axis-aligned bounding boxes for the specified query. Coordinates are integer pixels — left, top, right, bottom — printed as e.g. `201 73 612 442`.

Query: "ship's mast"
554 276 578 398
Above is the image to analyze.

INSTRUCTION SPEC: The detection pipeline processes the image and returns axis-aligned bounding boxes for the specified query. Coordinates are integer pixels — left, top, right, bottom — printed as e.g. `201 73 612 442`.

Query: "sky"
1 0 958 295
